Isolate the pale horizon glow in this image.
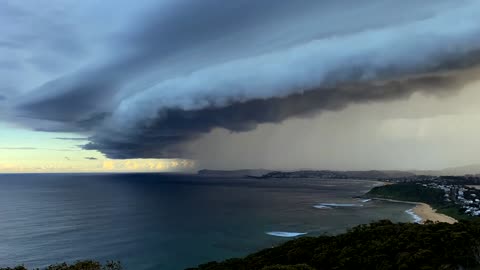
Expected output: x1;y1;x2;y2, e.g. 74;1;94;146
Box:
0;123;196;173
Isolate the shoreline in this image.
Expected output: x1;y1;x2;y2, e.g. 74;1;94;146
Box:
370;198;457;224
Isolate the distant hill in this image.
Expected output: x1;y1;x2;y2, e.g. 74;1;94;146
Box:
198;166;480;179
197;169;272;177
258;170;414;180
343;170;415;179
413;164;480;176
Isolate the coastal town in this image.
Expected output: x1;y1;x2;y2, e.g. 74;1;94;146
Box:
251;170;480;218
430;182;480;216
385;176;480;217
199;169;480;219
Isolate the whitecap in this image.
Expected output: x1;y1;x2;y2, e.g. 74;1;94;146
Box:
266;231;308;237
313;205;332;209
361;199;371;203
315;203;363;208
405;208;422;224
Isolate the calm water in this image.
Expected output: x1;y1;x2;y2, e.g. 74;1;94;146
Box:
0;173;412;270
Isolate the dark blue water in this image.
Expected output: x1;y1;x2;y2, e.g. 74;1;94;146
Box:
0;173;412;269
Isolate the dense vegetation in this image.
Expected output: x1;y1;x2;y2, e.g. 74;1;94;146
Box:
0;261;121;270
188;220;480;270
366;183;470;220
367;183;446;205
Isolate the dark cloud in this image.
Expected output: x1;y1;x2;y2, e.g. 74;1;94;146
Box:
0;1;95;101
16;0;328;124
15;0;453;124
0;2;87;57
83;69;474;158
0;1;29;19
0;40;20;49
55;137;88;141
18;72;118;122
84;157;98;160
0;59;23;70
4;0;480;160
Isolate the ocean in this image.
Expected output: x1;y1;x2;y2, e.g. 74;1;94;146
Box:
0;173;413;270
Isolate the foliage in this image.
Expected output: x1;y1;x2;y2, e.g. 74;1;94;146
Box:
261;264;316;270
366;183;472;220
367;183;445;205
187;220;480;270
0;261;121;270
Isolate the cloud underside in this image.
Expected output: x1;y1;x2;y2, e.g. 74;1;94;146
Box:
7;0;480;159
83;68;476;158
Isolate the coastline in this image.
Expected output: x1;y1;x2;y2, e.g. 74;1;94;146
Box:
412;203;457;224
370;198;457;224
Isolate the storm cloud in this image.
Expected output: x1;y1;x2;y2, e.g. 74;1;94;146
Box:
3;0;480;159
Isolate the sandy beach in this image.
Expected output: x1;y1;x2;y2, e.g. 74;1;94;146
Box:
370;198;457;224
413;203;457;224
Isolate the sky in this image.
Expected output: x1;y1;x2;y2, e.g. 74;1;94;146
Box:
1;0;480;172
0;123;195;173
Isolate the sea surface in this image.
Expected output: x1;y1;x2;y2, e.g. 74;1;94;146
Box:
0;173;413;270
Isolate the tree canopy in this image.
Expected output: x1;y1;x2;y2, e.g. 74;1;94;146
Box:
188;220;480;270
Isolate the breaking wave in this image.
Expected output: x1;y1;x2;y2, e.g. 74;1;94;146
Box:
314;203;364;208
266;231;308;237
405;208;422;224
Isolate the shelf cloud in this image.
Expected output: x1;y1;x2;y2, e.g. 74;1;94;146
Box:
3;0;480;159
